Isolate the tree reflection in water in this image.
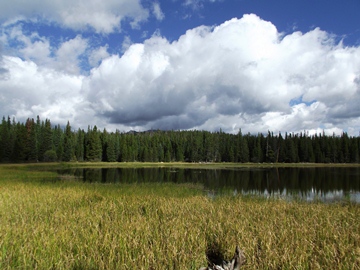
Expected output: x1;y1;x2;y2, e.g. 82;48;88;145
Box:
57;167;360;203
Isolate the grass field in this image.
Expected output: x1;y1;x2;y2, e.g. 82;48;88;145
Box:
0;163;359;269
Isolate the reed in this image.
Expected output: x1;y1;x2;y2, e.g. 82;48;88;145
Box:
0;165;359;269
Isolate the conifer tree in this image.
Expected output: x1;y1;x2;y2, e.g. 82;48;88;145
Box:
75;128;85;161
285;133;297;163
106;134;117;162
239;133;250;163
313;134;324;163
175;139;185;162
35;116;41;158
85;126;102;161
118;135;128;161
164;136;172;162
276;133;286;162
25;118;38;162
38;119;53;161
62;121;73;161
2;114;360;164
53;124;64;161
0;117;12;162
114;130;121;161
251;134;263;162
350;138;359;163
12;122;27;162
341;132;350;163
100;128;108;161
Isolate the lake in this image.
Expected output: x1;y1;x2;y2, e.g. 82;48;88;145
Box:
57;166;360;203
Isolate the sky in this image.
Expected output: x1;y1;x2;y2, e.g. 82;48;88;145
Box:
0;0;360;136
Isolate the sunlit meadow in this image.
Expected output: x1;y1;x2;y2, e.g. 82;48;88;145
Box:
0;164;359;269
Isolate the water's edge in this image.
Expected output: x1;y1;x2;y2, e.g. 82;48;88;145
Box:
56;167;360;203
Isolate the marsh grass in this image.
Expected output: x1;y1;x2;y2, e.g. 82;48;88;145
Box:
0;164;359;269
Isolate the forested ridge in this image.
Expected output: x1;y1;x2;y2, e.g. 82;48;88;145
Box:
0;116;359;163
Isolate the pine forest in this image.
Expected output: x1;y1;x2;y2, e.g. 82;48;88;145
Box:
1;116;359;164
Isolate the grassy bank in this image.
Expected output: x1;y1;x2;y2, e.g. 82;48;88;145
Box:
5;160;360;169
0;164;359;269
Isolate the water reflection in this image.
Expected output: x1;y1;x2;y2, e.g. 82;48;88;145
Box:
58;167;360;203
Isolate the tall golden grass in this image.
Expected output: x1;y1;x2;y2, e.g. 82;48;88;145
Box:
0;164;359;269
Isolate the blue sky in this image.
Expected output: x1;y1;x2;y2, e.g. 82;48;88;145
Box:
0;0;360;135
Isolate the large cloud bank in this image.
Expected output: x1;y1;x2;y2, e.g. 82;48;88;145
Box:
1;14;360;135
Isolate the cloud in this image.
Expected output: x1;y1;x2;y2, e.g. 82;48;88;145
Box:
152;2;165;21
121;36;133;53
4;25;52;65
0;56;84;125
1;25;88;75
0;0;149;33
183;0;222;9
82;14;360;134
88;45;110;67
0;43;9;79
1;14;360;136
54;35;88;74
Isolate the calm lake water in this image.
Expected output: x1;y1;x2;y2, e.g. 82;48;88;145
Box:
58;167;360;203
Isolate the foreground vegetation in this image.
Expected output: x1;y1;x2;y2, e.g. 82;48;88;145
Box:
1;164;359;269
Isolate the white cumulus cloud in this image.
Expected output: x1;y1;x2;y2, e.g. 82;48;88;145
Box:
88;45;110;67
0;0;149;33
1;14;360;135
82;14;360;134
0;56;84;125
0;25;89;75
54;35;88;74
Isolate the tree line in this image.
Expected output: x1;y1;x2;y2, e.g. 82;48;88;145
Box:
0;116;359;163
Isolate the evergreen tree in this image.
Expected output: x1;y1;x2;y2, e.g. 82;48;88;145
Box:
114;130;121;161
85;126;102;161
298;132;309;162
53;124;64;161
75;128;85;161
307;136;315;163
340;132;350;163
2;114;360;165
0;117;12;162
100;128;109;161
106;134;117;162
25;118;38;162
313;134;324;163
240;133;250;163
62;121;73;161
123;133;138;161
38;119;53;161
35;116;41;159
349;138;359;163
265;131;276;163
163;134;172;162
251;134;263;163
12;122;27;162
118;135;128;161
284;133;297;163
174;134;185;162
277;133;286;162
203;131;215;162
